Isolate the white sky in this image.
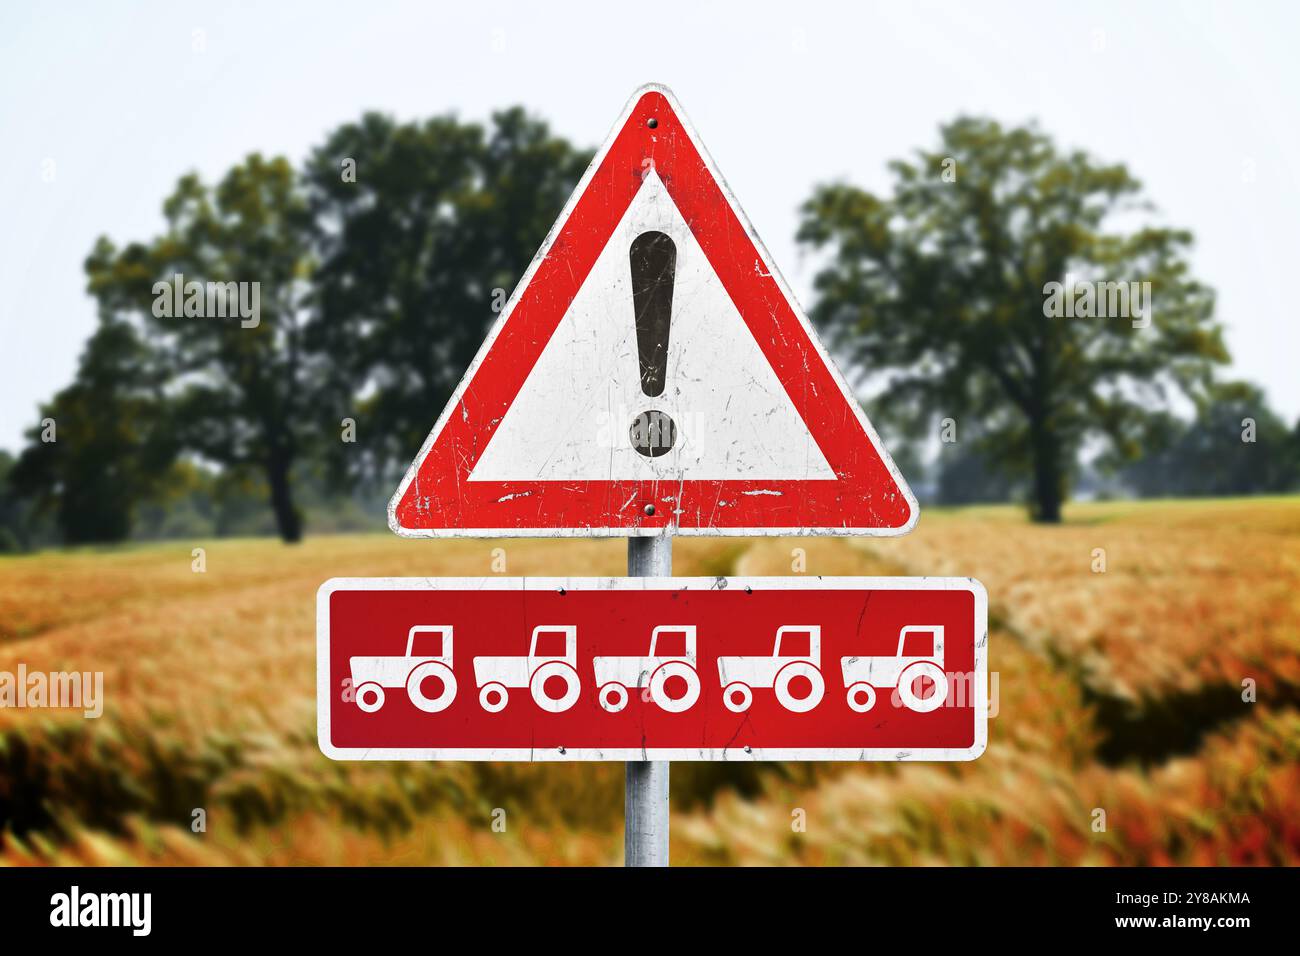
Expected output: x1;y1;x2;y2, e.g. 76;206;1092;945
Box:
2;0;1298;453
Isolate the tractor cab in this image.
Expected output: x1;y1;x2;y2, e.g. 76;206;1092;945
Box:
406;625;453;661
896;625;944;661
649;625;696;660
529;625;574;658
774;625;820;659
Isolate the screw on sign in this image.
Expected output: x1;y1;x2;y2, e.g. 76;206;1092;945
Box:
317;84;987;868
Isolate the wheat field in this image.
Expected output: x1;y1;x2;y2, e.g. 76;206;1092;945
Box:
1;498;1297;866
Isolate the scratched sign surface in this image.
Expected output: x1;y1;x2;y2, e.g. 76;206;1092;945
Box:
318;577;988;761
388;84;917;537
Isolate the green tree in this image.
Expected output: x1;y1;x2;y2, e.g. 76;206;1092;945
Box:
9;319;175;544
84;155;316;542
0;451;47;552
1120;382;1299;497
302;108;592;483
935;439;1021;506
798;117;1228;522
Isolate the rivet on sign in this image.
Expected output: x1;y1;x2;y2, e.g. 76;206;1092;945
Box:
647;118;658;129
644;504;656;516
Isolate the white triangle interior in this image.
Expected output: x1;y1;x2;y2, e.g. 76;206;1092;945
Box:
469;171;835;483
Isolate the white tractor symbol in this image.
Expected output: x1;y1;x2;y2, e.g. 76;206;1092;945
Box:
473;625;582;713
841;625;948;714
349;625;457;714
716;625;824;713
592;625;701;713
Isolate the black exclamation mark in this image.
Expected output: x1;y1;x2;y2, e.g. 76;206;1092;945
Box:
628;230;677;457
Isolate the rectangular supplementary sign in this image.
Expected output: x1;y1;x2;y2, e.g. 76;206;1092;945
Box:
318;576;988;761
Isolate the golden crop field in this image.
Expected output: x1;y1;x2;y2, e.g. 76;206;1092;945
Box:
1;497;1298;866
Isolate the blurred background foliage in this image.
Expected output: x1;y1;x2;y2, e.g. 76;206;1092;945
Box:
1;108;1297;548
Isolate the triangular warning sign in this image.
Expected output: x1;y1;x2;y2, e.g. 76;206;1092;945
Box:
390;84;917;537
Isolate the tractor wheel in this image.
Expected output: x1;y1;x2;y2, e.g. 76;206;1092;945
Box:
355;682;385;713
775;661;824;713
722;681;753;713
649;662;700;713
530;661;580;713
406;661;457;713
845;682;876;713
478;681;509;713
598;682;629;713
897;661;948;713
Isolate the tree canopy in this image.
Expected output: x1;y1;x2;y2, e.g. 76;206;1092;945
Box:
1121;382;1300;497
303;108;592;485
21;108;591;544
798;117;1230;521
84;154;316;541
9;318;176;544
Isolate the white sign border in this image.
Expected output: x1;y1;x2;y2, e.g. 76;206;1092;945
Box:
386;82;920;538
318;576;987;761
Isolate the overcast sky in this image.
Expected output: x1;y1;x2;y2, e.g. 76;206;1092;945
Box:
2;0;1298;453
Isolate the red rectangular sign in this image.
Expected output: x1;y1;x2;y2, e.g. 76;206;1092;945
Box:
318;577;987;761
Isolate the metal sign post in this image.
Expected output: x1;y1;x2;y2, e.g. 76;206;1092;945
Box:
625;534;672;866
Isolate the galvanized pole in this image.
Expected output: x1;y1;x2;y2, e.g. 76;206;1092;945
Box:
625;533;671;866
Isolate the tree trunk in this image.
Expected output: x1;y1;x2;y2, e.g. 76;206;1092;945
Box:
266;450;302;543
1029;421;1064;524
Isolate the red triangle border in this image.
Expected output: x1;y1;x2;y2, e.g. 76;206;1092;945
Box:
390;85;917;537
